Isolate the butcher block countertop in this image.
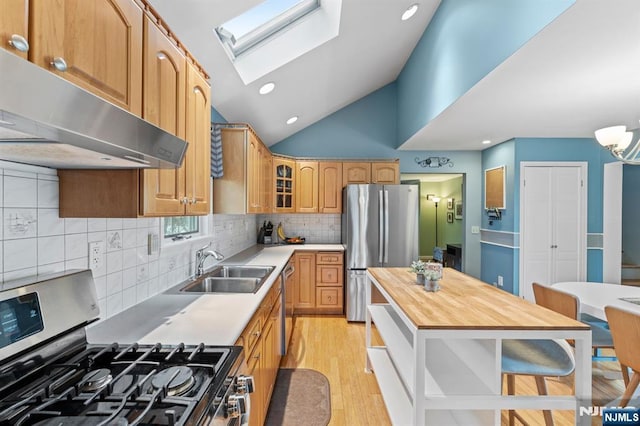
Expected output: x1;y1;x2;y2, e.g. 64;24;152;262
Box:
367;267;590;330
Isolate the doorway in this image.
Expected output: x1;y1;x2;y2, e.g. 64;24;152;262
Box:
401;173;464;263
519;162;587;301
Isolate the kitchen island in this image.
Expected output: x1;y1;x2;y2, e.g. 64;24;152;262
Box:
365;267;592;426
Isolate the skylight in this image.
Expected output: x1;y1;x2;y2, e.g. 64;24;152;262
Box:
216;0;321;58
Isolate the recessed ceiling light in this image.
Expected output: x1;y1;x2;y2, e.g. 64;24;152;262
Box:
286;116;298;125
482;140;491;145
401;4;419;21
259;82;275;95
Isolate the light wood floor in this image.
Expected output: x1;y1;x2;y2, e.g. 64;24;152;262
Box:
279;315;627;426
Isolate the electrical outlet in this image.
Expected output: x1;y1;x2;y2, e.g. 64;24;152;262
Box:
497;275;503;287
89;241;105;271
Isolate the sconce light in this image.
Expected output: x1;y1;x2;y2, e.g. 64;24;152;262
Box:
594;124;640;164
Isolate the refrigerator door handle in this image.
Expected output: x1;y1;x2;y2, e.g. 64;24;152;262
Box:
384;189;389;263
378;189;384;264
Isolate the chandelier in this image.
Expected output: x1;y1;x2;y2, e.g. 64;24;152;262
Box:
594;124;640;165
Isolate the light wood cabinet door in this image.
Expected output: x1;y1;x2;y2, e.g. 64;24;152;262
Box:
247;340;264;426
295;161;318;213
247;132;260;213
342;162;371;185
294;252;316;311
1;0;28;59
372;161;400;184
261;150;273;213
185;63;211;215
140;15;186;216
30;0;143;114
319;161;342;213
273;156;296;213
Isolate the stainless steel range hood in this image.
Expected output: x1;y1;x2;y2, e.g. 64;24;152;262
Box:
0;49;188;169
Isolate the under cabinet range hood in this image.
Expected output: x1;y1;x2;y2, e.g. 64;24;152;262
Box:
0;49;188;169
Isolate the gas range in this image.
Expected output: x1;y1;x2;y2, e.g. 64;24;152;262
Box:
0;270;250;426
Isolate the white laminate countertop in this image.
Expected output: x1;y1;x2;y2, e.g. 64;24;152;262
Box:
86;244;344;346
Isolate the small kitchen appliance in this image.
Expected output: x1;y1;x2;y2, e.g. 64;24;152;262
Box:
0;269;250;426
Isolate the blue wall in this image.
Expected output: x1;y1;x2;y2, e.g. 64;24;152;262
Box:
211;106;227;123
480;137;610;296
396;0;574;146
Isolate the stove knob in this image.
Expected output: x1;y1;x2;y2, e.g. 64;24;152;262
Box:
236;375;254;394
227;393;249;418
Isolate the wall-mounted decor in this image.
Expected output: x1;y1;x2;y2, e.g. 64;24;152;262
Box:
454;201;463;219
447;212;454;223
447;198;454;210
426;193;435;200
485;165;506;209
415;156;454;168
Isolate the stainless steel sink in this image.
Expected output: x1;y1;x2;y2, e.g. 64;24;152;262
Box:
181;277;263;293
178;265;275;294
207;265;274;279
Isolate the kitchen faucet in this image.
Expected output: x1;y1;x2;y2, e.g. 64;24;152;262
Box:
195;242;224;277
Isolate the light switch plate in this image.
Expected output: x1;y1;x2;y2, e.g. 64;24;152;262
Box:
148;232;159;255
471;226;480;234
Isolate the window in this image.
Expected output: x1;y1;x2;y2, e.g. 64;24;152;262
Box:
216;0;321;58
164;216;199;240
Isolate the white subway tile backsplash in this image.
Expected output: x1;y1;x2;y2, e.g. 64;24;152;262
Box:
65;233;88;260
37;235;65;265
4;176;37;208
37;209;64;236
106;271;123;296
88;218;107;232
4;238;37;271
65;218;88;234
37;179;59;208
1;165;258;321
4;208;37;240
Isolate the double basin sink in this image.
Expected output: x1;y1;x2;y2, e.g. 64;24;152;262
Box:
179;265;275;294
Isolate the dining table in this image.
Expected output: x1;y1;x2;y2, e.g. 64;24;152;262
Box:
553;281;640;321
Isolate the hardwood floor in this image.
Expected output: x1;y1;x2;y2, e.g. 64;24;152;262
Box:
279;315;627;426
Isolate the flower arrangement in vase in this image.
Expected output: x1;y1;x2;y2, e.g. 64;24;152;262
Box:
409;260;427;284
423;269;442;292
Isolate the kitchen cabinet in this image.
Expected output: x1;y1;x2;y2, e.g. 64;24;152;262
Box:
319;161;342;213
140;15;187;215
315;252;343;313
295;161;319;213
273;156;296;213
261;149;273;214
294;251;343;314
1;0;29;59
372;161;400;184
213;126;272;214
294;252;316;312
342;162;371;185
236;277;281;426
30;0;143;115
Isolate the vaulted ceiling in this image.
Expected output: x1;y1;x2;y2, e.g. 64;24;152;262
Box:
148;0;640;151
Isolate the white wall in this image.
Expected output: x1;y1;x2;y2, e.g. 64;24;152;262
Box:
0;161;257;321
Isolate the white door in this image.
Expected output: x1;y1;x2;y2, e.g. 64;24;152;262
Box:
520;163;586;301
603;162;622;284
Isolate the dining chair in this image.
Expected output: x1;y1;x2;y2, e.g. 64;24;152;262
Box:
502;338;575;426
532;282;615;359
604;305;640;407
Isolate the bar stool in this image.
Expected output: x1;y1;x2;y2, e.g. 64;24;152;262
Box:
502;338;575;426
532;282;615;360
604;305;640;407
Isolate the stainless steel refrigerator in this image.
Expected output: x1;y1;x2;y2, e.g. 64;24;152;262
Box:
342;184;419;321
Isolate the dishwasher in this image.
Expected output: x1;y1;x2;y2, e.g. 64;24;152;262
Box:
281;258;295;355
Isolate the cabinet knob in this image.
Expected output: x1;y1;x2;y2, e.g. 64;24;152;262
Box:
50;57;68;72
8;34;29;52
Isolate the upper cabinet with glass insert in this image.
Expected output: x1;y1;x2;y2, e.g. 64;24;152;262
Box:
273;156;296;213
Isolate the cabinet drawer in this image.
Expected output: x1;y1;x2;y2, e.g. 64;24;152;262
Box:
316;252;343;265
316;287;343;308
316;265;343;286
242;315;262;356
